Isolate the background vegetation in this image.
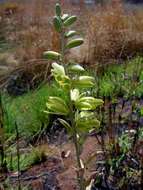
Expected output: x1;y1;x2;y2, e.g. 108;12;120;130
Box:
0;1;143;190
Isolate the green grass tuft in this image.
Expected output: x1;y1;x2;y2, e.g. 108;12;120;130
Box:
2;82;67;139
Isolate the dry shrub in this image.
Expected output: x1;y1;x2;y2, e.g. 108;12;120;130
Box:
0;2;21;16
84;1;143;66
15;25;52;61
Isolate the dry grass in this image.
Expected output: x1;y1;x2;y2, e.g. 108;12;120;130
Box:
0;0;54;61
84;1;143;67
0;0;85;62
0;0;86;84
1;1;143;69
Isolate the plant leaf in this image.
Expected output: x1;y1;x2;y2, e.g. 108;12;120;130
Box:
53;16;62;32
65;30;77;38
61;14;69;21
55;3;61;16
72;76;95;88
46;97;69;116
68;64;85;73
76;111;100;132
66;38;84;49
58;118;72;134
76;97;103;110
43;51;61;60
63;15;77;27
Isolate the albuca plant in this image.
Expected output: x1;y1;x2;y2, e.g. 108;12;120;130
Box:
44;4;103;190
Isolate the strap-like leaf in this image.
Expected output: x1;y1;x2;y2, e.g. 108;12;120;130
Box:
58;118;72;134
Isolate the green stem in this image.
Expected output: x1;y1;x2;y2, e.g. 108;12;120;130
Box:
73;130;85;190
69;103;85;190
59;16;85;189
60;29;65;65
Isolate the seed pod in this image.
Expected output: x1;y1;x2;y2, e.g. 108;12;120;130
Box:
66;38;84;49
43;51;61;60
55;3;61;16
65;30;77;38
63;16;77;27
53;16;62;32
